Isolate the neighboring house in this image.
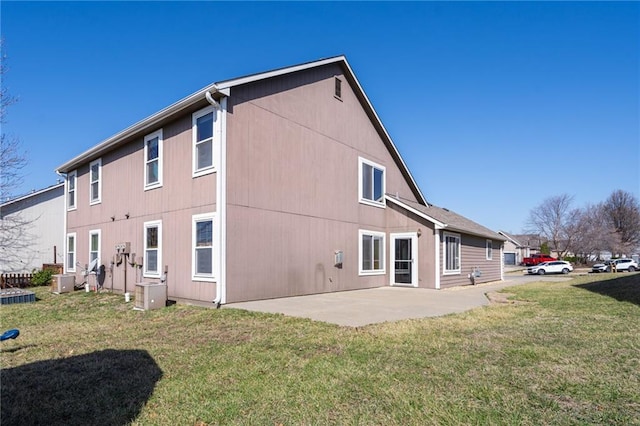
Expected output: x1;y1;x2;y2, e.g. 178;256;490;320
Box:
0;183;65;273
55;56;505;305
498;231;528;266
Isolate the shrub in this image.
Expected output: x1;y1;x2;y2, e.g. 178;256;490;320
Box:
31;269;54;287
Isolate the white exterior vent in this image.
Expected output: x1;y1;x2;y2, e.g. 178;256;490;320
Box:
52;274;75;294
134;282;167;310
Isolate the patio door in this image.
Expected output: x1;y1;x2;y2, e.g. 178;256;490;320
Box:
390;233;418;287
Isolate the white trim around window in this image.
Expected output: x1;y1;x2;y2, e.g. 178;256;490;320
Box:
192;212;216;282
192;106;216;177
66;232;76;272
486;239;493;260
143;220;162;278
359;229;386;275
89;158;102;205
358;157;386;208
443;232;461;275
89;229;101;272
66;170;77;211
144;129;163;190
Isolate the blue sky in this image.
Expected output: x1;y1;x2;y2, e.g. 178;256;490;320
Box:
2;1;638;234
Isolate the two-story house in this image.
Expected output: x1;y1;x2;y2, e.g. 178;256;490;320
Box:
56;56;505;305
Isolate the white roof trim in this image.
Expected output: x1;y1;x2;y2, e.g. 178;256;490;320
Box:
1;183;64;208
385;195;447;229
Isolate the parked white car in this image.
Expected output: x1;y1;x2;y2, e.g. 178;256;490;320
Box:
592;258;638;273
527;261;573;275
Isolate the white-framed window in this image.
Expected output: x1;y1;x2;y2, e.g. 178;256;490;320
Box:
66;233;76;272
192;213;216;281
144;220;162;278
67;171;77;211
89;158;102;205
192;106;216;177
486;240;493;260
444;232;461;274
359;229;386;275
144;129;163;190
89;229;101;272
358;157;385;207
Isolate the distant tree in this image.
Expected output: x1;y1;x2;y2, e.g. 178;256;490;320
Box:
540;242;550;255
526;194;577;259
602;190;640;255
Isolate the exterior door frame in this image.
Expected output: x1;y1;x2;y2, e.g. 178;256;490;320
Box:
390;232;419;287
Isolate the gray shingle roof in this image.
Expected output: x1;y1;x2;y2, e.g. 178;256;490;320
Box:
387;196;506;241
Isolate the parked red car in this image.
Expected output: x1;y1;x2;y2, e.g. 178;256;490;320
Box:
522;254;556;266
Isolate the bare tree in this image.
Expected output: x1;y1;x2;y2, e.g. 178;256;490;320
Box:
526;194;577;259
602;189;640;255
0;41;33;273
567;203;617;262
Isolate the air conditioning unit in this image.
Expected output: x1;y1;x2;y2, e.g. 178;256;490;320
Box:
52;274;75;294
134;282;167;311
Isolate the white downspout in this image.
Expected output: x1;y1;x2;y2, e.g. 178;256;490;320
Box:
207;91;226;308
434;229;441;289
56;171;68;273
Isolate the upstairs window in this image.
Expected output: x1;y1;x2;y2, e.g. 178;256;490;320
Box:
193;106;215;177
67;171;77;210
358;157;385;207
334;77;342;99
486;240;493;260
144;221;162;278
89;158;102;205
144;129;163;190
444;233;461;274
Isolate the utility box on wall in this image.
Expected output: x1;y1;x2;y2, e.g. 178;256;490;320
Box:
52;274;75;294
134;282;167;310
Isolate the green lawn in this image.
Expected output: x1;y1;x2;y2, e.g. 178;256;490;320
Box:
2;273;639;425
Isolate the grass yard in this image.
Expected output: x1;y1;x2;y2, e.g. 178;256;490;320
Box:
1;273;639;425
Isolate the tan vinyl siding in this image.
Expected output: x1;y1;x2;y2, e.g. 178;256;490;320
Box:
224;64;417;302
66;113;217;301
439;234;502;289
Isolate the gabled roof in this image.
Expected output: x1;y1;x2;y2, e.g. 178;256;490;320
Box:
55;56;426;205
498;230;523;246
1;182;64;208
386;195;506;241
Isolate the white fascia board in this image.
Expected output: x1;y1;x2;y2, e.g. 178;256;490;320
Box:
1;182;64;208
56;84;223;173
343;61;427;206
385;195;447;229
214;56;347;90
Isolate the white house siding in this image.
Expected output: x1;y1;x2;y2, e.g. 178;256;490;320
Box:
0;184;65;273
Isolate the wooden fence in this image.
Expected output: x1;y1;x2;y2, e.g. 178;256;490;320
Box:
1;274;33;289
1;264;63;289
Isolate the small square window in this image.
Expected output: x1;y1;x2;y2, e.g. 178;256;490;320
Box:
335;77;342;99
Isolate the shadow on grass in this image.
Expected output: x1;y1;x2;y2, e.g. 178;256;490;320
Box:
1;349;162;426
574;273;640;306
